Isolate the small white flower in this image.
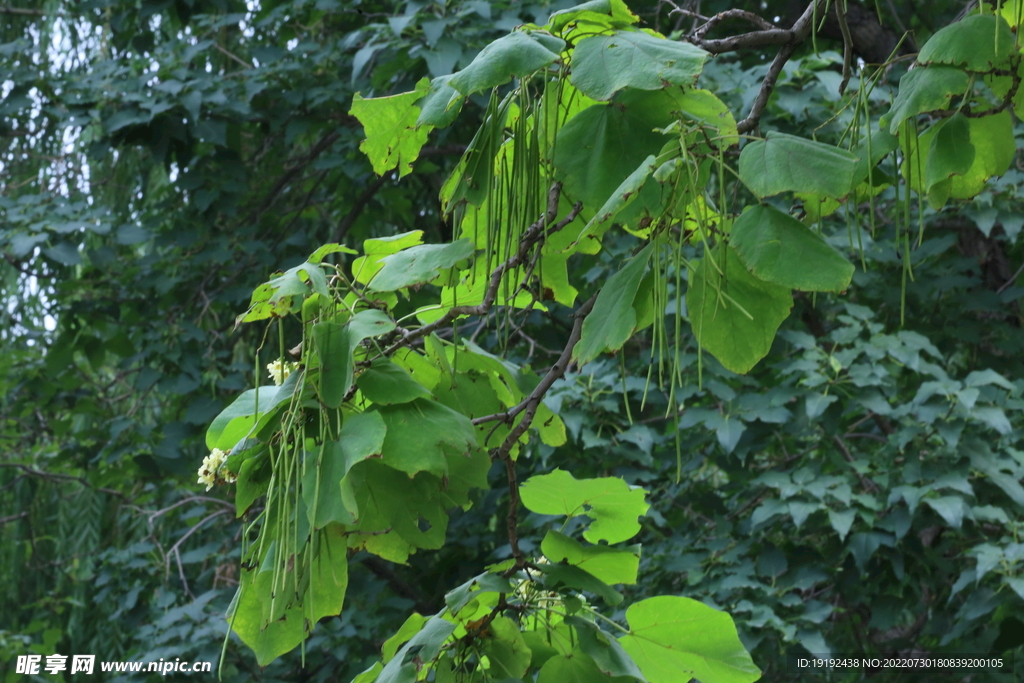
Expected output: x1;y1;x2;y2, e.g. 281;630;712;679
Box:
197;448;230;491
266;359;298;386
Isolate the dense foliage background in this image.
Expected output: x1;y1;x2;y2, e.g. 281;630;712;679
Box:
1;0;1022;681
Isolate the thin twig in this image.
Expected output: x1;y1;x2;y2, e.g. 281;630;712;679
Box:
733;0;831;134
214;43;252;70
997;260;1024;294
492;291;599;566
0;511;28;525
833;434;878;493
382;184;581;356
835;0;854;96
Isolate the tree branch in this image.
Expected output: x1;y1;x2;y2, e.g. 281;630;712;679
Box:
492;291;598;565
243;130;341;227
382;184;581;356
700;0;827;134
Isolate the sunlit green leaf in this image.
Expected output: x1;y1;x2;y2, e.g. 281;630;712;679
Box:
619;596;761;683
350;78;432;177
520;469;649;544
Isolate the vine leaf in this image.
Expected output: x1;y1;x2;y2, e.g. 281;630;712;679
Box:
350;78;432;178
519;469;649;544
880;66;969;134
574;243;654;364
738;132;859;199
571;31;708;101
687;244;793;374
619;596;761;683
917;14;1014;71
730;204;854;292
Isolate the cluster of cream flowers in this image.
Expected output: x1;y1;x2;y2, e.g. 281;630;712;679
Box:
196;447;236;491
266;359;299;386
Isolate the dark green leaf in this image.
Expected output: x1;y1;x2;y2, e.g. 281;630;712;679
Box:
730;204;854;292
449;31;563;95
686;245;793;374
738;132;860;198
571;31;707;101
574;243;654;364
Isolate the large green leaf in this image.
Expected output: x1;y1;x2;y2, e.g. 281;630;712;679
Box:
574;243;653;364
880;66;969;134
448;31;563;95
537;563;623;606
541;530;640;584
577;155;657;241
553;89;682;228
344;460;448;560
231;526;348;667
537;648;636;683
352;231;424;285
378;398;478;477
302;411;387;528
738;132;859;198
350;78;432;178
686;244;793;374
376;614;455;683
903;109;1014;202
917;14;1014;71
417;75;464;128
923;112;975;209
313;310;396;408
619;596;761;683
519;469;649;544
446;572;514;615
369;239;475;291
571;30;708;101
730;205;854;292
441;94;511;210
676;89;738;147
547;0;638;33
566;618;648;682
206;369;301;450
483;616;533;679
356;359;433;405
